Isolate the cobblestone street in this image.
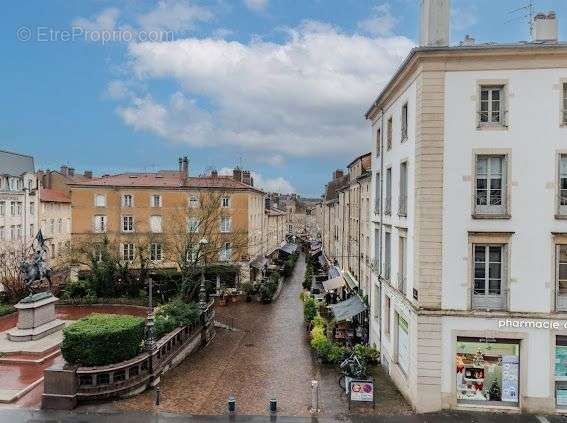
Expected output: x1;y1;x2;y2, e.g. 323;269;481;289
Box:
114;254;412;418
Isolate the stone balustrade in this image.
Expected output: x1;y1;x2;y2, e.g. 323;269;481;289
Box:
42;301;215;410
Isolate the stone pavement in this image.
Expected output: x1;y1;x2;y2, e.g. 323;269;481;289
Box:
1;409;567;423
113;254;411;418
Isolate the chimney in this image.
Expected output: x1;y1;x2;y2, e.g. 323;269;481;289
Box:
420;0;450;47
460;34;475;46
265;197;272;210
84;170;93;179
181;156;189;178
534;11;558;42
242;170;252;186
333;169;344;180
68;167;75;176
211;169;218;178
233;167;243;182
60;165;69;176
178;157;183;173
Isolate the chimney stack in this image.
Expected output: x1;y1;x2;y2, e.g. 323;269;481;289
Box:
182;156;189;178
233;167;243;182
460;34;475;46
333;169;344;180
211;169;218;178
534;11;558;42
84;170;93;179
420;0;450;47
178;157;183;173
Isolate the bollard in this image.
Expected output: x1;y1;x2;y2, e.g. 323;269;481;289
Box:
228;395;236;414
155;386;160;406
269;398;277;415
310;380;319;413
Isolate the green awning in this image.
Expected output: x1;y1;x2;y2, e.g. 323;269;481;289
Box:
342;272;358;290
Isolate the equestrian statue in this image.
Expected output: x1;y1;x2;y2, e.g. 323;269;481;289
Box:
20;230;53;298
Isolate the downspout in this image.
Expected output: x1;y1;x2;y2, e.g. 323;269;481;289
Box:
357;179;362;292
378;108;385;351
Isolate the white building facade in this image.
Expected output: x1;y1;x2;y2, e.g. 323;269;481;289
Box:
368;6;567;413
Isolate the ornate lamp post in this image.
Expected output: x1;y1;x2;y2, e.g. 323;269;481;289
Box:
199;238;208;311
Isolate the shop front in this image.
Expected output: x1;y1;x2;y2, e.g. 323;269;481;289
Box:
555;336;567;409
455;337;520;406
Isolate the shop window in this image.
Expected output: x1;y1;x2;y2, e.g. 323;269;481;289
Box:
456;337;519;405
555;336;567;408
396;315;409;376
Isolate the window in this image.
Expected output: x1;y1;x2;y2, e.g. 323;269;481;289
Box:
397;315;409;376
10;225;15;240
29;201;34;215
29;224;34;237
188;196;199;208
50;219;55;234
150;215;162;233
386;117;393;150
0;201;4;216
479;85;505;125
560;155;567;216
384;296;391;337
398;235;407;295
10;201;15;216
57;218;62;233
95;194;106;207
16;202;22;216
94;215;106;233
0;226;4;241
472;244;506;310
122;216;134;232
219;242;232;262
150;243;163;261
151;195;162;208
475;155;507;216
374;172;380;213
51;244;56;259
384;231;391;280
562;83;567;126
385;168;392;214
221;196;230;208
376;128;381;156
399;162;408;216
557;245;567;311
220;216;232;233
122;243;135;261
16;225;21;239
401;102;408;141
187;217;199;233
122;194;133;208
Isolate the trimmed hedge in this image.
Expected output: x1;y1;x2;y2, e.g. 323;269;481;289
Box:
154;298;199;339
0;304;16;317
61;314;145;366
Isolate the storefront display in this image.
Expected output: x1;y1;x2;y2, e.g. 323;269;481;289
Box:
555;336;567;407
456;337;520;405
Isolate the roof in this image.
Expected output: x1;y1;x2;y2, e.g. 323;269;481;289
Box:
329;295;367;322
40;188;71;203
69;172;264;193
250;254;268;270
347;152;372;170
323;174;349;202
328;266;341;279
366;42;567;120
0;150;34;176
266;208;286;216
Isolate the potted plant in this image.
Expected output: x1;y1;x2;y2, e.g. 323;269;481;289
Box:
241;282;254;302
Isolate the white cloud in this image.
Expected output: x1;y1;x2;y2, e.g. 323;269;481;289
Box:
104;80;130;100
243;0;268;12
72;8;120;32
137;0;212;32
357;3;398;36
116;22;414;159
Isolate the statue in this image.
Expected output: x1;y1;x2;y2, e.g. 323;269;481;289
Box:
20;230;53;299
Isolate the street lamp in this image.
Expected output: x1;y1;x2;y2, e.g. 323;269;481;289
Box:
199;238;208;310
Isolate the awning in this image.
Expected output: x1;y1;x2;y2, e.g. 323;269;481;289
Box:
342;271;358;291
250;255;268;270
329;296;367;322
280;243;298;255
322;276;345;291
310;247;322;256
328;266;341;279
318;255;326;267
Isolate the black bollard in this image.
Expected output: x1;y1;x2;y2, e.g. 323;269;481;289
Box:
155;386;160;406
228;395;236;414
269;398;277;415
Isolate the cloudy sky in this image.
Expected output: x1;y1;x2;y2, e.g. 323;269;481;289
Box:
2;0;567;196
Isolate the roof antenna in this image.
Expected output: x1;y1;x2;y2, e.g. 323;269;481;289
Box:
508;0;535;40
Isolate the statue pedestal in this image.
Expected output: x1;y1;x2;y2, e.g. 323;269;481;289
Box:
7;294;64;342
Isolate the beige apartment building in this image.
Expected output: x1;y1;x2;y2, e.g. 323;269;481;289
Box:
321;153;372;296
39;188;71;270
68;158;266;284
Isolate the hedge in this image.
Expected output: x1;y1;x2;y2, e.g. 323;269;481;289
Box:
61;314;145;366
154;298;199;339
0;304;15;317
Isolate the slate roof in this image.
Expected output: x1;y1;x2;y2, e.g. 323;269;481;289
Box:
0;150;34;176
